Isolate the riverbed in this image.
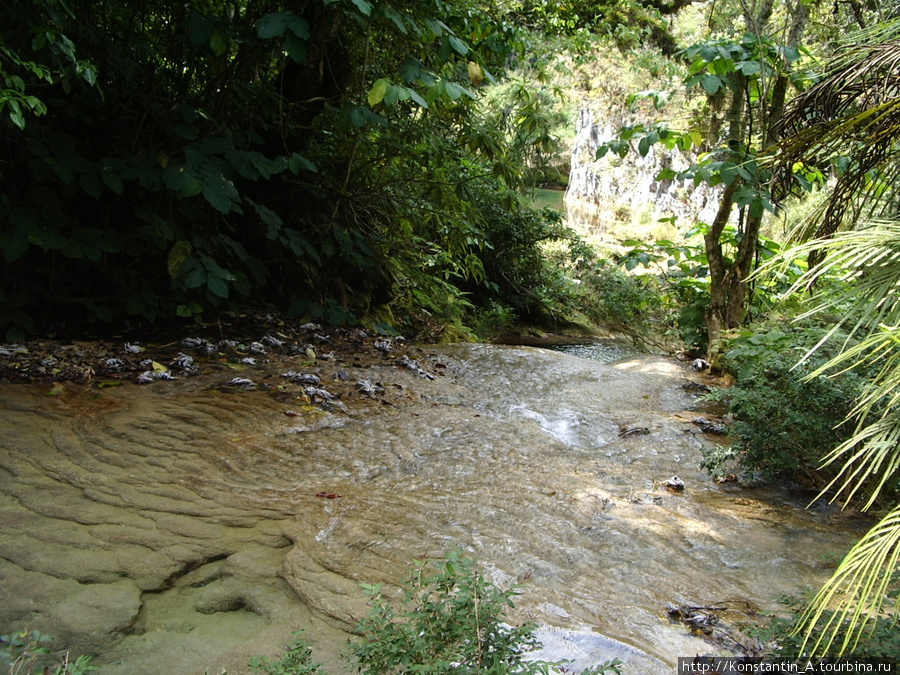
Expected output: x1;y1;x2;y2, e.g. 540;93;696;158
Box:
0;341;863;673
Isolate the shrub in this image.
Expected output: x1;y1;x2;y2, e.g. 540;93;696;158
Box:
704;327;867;483
251;550;623;675
575;260;671;347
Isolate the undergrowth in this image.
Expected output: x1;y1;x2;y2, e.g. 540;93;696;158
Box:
250;550;623;675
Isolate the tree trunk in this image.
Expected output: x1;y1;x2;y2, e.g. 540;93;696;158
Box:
705;181;739;353
702;2;809;359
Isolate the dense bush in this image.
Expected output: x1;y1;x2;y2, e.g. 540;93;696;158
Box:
0;629;94;674
703;327;867;483
573;259;672;347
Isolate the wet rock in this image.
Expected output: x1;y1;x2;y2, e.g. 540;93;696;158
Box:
662;475;685;491
225;377;256;389
136;370;176;384
105;357;126;372
261;334;285;348
305;386;334;401
398;354;435;380
693;417;727;435
169;353;197;374
682;380;712;393
280;542;370;631
282;371;321;385
356;379;384;399
618;424;649;437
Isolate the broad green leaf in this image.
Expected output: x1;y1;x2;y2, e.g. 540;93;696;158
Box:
448;35;468;56
368;78;390;106
180;176;204;198
257;12;292;38
383;8;409;33
167;240;193;279
351;0;373;15
638;135;652;157
399;58;421;84
783;45;801;63
443;81;464;100
285;33;306;64
0;232;29;262
185;13;213;46
79;173;102;199
720;162;739;185
184;267;206;288
739;60;761;76
656;168;678;181
288;153;317;173
201;172;238;213
206;274;229;298
407;88;428;109
209;29;228;56
384;84;409;106
287;16;310;39
700;74;723;94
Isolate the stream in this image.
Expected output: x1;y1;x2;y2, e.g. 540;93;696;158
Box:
0;343;864;674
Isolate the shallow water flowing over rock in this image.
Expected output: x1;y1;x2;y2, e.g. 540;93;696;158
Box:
0;345;863;673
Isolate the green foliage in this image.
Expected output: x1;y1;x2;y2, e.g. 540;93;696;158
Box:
502;0;676;52
472;300;517;339
606;225;799;352
748;593;900;660
573;259;670;348
248;633;323;675
680;33;806;99
351;550;544;674
249;550;623;675
0;629;94;674
703;326;867;481
0;0;578;339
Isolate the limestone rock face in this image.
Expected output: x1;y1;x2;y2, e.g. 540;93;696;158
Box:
566;106;723;237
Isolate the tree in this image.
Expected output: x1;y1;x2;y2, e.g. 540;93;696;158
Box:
763;18;900;656
596;0;812;356
0;0;572;339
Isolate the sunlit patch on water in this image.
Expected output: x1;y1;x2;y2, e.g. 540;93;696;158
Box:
546;341;638;364
527;624;658;673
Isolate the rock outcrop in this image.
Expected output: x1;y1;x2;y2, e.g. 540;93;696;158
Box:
566;105;723;237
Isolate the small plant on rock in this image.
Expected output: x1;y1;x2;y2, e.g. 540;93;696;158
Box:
250;550;623;675
0;629;94;675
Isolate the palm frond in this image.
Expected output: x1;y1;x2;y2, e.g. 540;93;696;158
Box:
759;220;900;350
796;503;900;656
773;29;900;243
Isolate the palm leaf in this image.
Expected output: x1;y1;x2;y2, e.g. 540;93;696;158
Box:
795;503;900;656
756;20;900;658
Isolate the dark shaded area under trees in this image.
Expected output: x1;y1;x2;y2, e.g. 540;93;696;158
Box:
0;0;684;341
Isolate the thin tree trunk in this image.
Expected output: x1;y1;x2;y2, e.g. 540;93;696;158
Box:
703;1;809;358
705;181;739;353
